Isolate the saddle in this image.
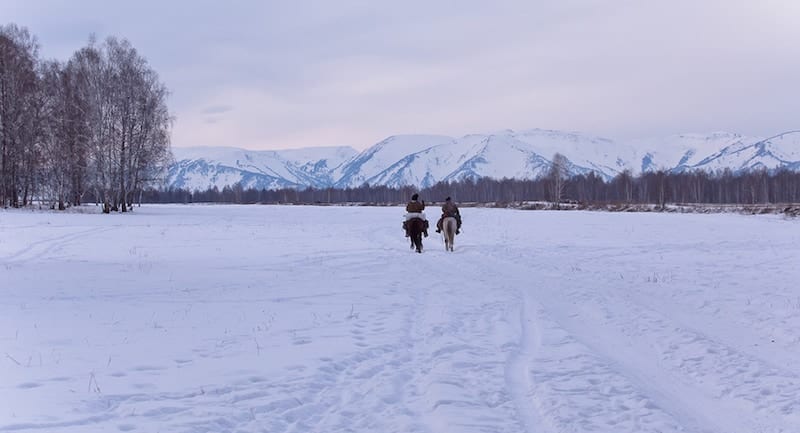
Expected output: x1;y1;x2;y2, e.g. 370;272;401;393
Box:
405;212;426;221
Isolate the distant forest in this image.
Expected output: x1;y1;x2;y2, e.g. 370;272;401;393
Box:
140;168;800;208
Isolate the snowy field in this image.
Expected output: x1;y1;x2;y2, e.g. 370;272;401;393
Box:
1;204;799;433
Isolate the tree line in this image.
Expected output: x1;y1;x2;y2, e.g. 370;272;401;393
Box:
141;166;800;207
0;24;172;212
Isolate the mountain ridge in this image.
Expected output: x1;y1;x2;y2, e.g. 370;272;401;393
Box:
165;129;800;191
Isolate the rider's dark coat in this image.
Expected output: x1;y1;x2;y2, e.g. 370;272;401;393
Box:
441;201;459;217
406;199;425;213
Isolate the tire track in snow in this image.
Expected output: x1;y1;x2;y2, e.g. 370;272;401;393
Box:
465;248;708;432
404;246;562;433
504;291;552;433
1;226;114;265
390;247;533;433
476;244;799;433
554;287;800;432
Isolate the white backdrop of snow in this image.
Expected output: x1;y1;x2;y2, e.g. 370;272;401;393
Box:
1;205;799;433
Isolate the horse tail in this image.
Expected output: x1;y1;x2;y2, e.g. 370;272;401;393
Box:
443;217;457;251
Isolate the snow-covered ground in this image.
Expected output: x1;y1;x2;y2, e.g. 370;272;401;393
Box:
1;204;799;433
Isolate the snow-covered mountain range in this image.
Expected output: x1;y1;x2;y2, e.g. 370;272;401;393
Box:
166;129;800;191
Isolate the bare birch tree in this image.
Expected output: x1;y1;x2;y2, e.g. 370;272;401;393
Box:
0;24;40;208
548;152;569;208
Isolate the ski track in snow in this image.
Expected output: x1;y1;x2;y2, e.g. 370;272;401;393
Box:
1;205;798;433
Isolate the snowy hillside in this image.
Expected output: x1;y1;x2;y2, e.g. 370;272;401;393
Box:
167;146;358;191
333;135;453;188
686;130;800;173
167;129;800;191
629;132;751;172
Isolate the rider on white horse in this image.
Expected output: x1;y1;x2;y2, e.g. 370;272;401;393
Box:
436;197;461;235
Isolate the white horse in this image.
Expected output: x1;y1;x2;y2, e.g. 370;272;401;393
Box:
442;216;457;252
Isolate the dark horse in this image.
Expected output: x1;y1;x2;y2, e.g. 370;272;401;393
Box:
407;217;425;253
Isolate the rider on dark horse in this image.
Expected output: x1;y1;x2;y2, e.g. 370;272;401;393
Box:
403;193;429;237
436;196;461;235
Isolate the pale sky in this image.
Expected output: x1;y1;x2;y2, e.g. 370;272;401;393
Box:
3;0;800;150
